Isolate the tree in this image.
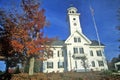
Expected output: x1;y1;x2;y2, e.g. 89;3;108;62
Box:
80;56;88;72
0;0;53;75
108;54;120;71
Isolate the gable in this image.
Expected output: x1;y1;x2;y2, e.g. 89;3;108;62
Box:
65;31;91;44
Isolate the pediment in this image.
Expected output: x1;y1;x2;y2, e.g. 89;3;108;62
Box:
65;31;91;44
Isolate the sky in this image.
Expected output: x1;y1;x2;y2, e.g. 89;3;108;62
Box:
0;0;120;71
41;0;120;61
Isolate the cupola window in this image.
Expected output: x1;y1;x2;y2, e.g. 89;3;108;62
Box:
73;18;76;20
72;11;74;13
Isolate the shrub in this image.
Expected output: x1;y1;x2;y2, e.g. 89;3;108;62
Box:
0;71;3;75
101;70;112;75
14;66;20;74
111;69;118;72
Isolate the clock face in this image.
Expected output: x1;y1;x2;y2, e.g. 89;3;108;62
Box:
74;23;77;26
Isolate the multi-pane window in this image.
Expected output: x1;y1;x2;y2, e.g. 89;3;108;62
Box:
96;50;102;56
58;62;64;68
73;48;78;54
91;61;95;67
47;62;53;68
58;51;64;57
73;47;84;54
90;50;93;56
74;37;81;42
79;48;84;54
98;61;104;67
74;38;77;42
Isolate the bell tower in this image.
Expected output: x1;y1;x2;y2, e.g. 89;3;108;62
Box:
67;7;82;34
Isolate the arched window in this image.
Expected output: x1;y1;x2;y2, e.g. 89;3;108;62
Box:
96;50;102;56
90;50;93;56
91;61;95;67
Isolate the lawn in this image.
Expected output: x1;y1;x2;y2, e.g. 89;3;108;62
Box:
1;71;120;80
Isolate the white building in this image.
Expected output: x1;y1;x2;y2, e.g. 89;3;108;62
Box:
115;62;120;72
43;7;108;73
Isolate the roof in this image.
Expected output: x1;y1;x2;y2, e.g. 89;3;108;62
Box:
115;62;120;65
65;31;91;44
51;40;65;46
51;40;104;46
90;40;104;46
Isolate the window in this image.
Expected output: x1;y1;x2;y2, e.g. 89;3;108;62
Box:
96;50;102;56
58;51;59;57
72;11;74;13
58;51;64;57
91;61;95;67
90;50;93;56
98;61;104;67
74;37;81;42
47;62;53;68
79;48;84;54
73;48;78;54
73;47;84;54
74;38;77;42
58;62;64;68
78;38;81;42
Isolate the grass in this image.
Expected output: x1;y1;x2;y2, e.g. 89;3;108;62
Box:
1;71;120;80
10;71;101;80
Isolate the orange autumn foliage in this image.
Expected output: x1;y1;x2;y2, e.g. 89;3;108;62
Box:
0;0;54;61
11;40;24;52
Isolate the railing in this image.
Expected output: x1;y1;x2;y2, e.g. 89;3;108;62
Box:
72;53;85;59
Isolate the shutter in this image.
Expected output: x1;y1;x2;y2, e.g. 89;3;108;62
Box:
52;62;53;68
58;62;59;68
58;51;59;57
62;51;64;56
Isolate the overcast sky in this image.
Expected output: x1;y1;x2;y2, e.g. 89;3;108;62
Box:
0;0;120;71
